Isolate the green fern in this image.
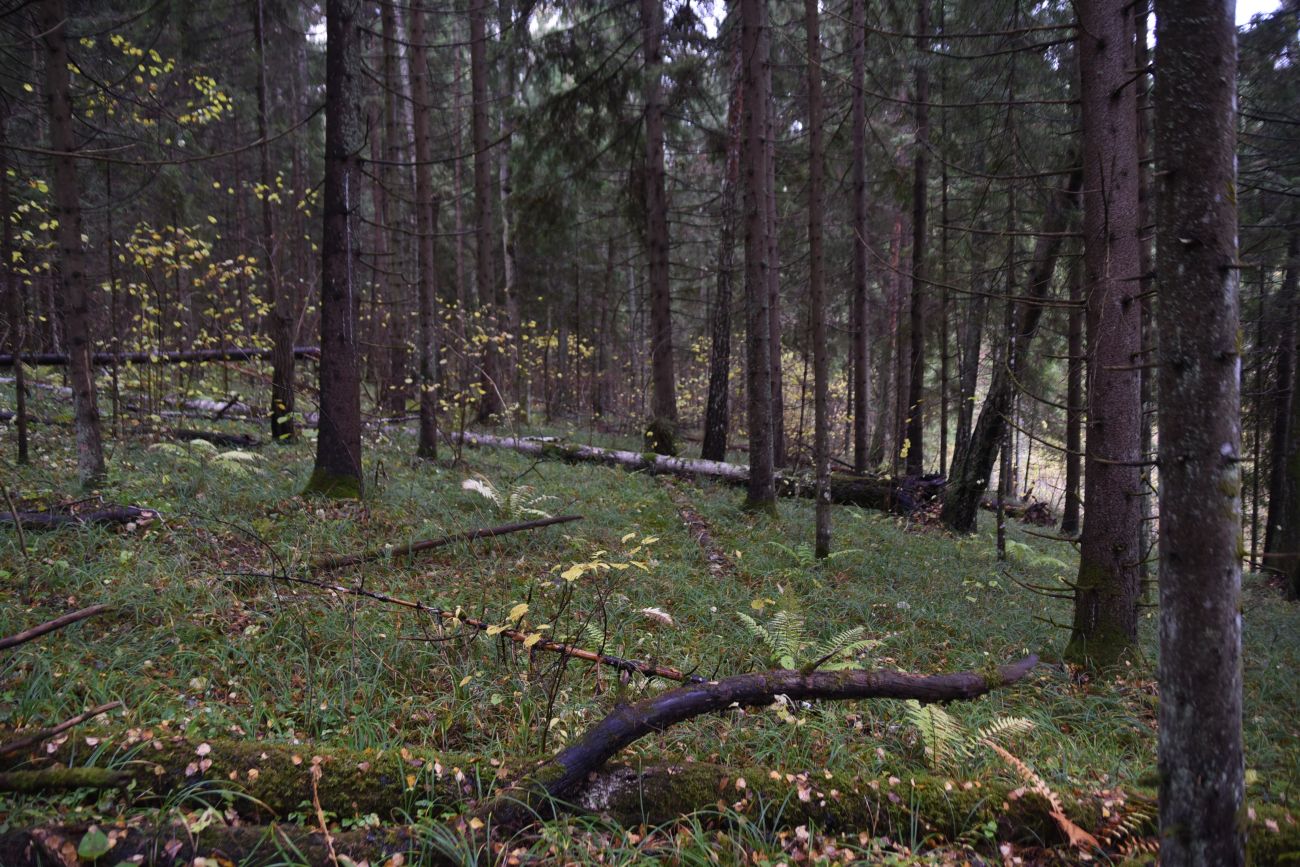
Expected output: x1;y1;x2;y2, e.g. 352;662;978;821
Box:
461;474;556;519
737;610;880;672
903;700;1035;770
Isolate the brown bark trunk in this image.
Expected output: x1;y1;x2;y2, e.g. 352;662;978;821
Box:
806;0;829;557
702;40;743;464
741;0;775;509
1066;0;1143;667
305;0;365;499
1153;1;1244;861
407;2;440;460
0;112;26;465
905;0;930;477
642;0;677;439
1062;255;1084;535
1265;231;1300;563
254;0;296;444
766;78;784;468
40;0;105;488
471;0;503;423
850;0;870;474
941;167;1080;533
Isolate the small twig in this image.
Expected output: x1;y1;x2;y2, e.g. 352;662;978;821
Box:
257;572;705;684
0;481;31;600
0;604;112;652
309;761;341;867
0;701;124;757
310;514;583;571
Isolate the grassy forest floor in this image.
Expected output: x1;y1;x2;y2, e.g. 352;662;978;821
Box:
1;406;1298;865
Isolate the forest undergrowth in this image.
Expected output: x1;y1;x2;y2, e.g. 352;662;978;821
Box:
1;404;1297;865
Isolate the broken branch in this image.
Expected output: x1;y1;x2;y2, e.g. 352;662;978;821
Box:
0;604;112;651
310;514;583;571
0;701;124;757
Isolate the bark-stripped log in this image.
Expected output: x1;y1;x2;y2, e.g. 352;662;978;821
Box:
451;432;943;513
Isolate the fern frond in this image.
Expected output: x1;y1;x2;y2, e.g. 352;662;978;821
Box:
807;626;883;670
905;700;964;768
972;716;1035;749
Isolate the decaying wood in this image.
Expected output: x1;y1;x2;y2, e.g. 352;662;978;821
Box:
452;432;943;513
0;767;132;793
536;656;1039;802
170;429;262;448
270;571;702;683
310;514;583;571
0;346;321;368
0;506;157;531
0;604;112;651
0;702;123;758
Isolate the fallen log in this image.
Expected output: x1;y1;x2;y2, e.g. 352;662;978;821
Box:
451;432;943;513
0;346;321;368
310;514;583;571
0;702;123;757
0;506;158;531
0;767;133;794
170;429;262;448
0;605;112;652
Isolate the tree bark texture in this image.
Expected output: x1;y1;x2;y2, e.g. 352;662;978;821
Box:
471;0;503;423
905;0;930;477
305;0;366;499
1153;2;1245;863
850;0;871;474
1066;0;1143;667
741;0;776;509
406;3;440;460
641;0;677;433
40;0;105;488
805;0;830;557
941;167;1081;533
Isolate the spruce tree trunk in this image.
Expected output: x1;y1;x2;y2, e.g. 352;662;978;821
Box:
850;0;871;474
940;168;1080;533
642;0;676;437
0;109;26;465
407;2;439;459
40;0;105;489
1265;231;1299;565
1066;0;1143;667
305;0;365;499
741;0;776;509
806;0;830;557
702;40;743;463
254;0;295;444
471;0;503;423
1153;1;1245;861
1062;256;1084;535
904;0;930;477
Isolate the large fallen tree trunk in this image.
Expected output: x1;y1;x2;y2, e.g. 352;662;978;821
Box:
451;432;943;513
0;346;321;368
0;506;158;531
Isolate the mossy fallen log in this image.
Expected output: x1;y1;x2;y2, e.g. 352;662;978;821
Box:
452;432;943;514
2;768;1296;865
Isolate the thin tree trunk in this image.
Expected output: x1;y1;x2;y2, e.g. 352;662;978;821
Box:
642;0;677;439
255;0;296;443
471;0;503;423
407;1;439;459
806;0;829;557
741;0;775;510
1265;230;1300;561
1;110;26;465
766;82;784;468
1062;254;1084;535
702;39;743;463
1153;1;1244;861
850;0;870;474
39;0;104;488
1067;0;1143;667
904;0;930;477
305;0;365;498
941;168;1080;533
